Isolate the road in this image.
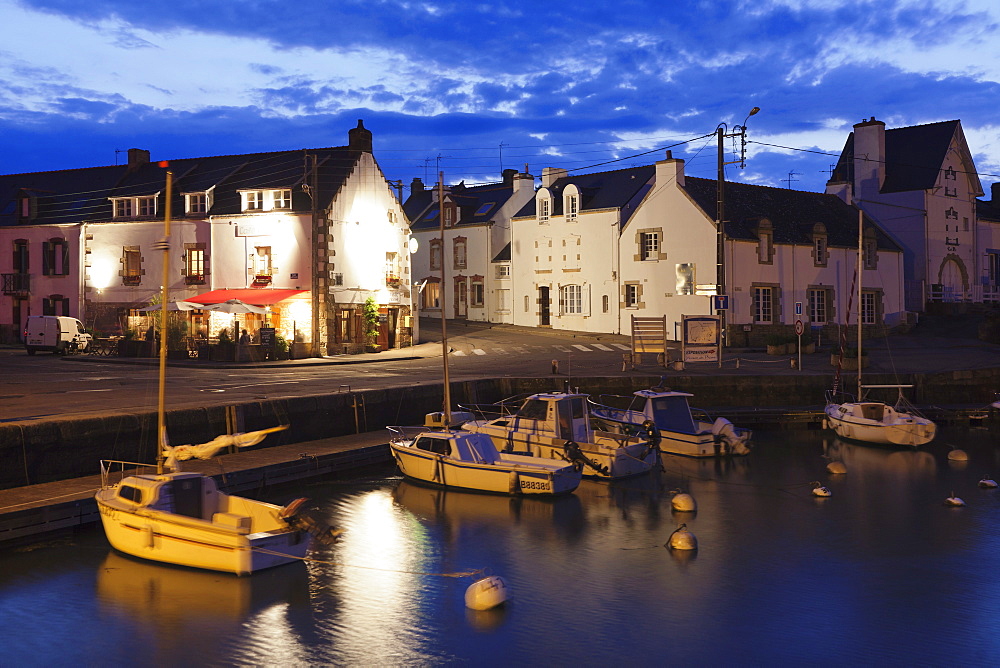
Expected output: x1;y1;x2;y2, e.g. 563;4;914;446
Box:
2;316;998;423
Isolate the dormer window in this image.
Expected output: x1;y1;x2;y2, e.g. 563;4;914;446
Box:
444;203;455;228
274;189;292;209
863;229;878;270
565;192;579;222
111;196;157;218
756;220;774;264
138;196;155;217
812;223;828;267
114;199;133;217
185;193;207;214
539;197;550;224
244;191;263;211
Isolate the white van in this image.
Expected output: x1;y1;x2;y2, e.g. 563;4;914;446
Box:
24;315;93;355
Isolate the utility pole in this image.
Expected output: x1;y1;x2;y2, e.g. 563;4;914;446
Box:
438;172;451;424
310;153;320;357
716;107;760;353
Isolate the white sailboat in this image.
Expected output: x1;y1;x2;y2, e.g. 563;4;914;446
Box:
824;209;936;447
387;171;581;495
95;170;337;575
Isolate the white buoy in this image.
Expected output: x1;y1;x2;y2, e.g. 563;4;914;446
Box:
826;461;847;475
947;449;968;462
671;491;697;512
979;477;998;489
465;575;508;610
944;492;965;507
666;523;698;550
812;481;832;497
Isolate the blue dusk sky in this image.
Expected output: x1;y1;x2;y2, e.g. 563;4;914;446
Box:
2;0;999;197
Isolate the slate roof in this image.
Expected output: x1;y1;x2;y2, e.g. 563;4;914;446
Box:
513;165;655;229
492;241;511;263
682;176;900;251
978;185;1000;223
0;146;363;227
828;120;962;194
405;179;522;231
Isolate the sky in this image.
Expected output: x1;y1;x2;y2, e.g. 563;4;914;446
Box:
2;0;1000;198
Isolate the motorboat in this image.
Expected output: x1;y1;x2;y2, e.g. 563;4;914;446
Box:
95;169;338;575
388;412;581;495
589;387;751;457
461;392;659;479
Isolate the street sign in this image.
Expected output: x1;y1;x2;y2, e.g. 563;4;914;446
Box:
713;295;729;311
794;319;804;336
795;301;802;316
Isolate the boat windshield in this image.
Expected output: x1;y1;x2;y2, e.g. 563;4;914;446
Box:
649;396;697;434
517;400;549;420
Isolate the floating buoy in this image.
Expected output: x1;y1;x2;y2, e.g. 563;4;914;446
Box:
947;449;968;462
666;523;697;550
944;492;965;507
826;461;847;475
979;477;998;489
465;575;508;610
812;481;832;497
671;490;697;512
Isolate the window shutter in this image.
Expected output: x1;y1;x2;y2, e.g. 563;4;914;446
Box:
42;241;52;275
582;285;591;316
61;242;70;275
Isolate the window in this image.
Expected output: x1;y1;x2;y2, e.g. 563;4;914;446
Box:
676;263;695;295
862;230;878;270
184;243;206;285
945;166;957;180
989;252;1000;287
475;202;494;216
524;295;530;312
186;193;207;214
429;240;442;271
422;281;440;309
443;204;455;228
752;286;773;323
386;252;400;287
757;228;774;264
245;191;263;211
641;232;660;261
496;264;510;279
624;283;640;308
945;207;958;220
251;246;272;285
471;279;485;307
121;246;143;285
453;238;467;270
539;197;550;224
339;309;352;342
812;224;828;267
565;193;579;222
861;292;877;325
944;187;957;197
423;207;439;222
138;196;156;217
808;288;828;324
602;295;609;313
13;239;29;274
43;238;69;276
560;285;582;314
43;294;70;316
114;199;133;217
274;189;292;209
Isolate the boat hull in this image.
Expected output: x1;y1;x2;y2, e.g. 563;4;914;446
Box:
389;441;580;495
96;489;311;576
824;402;936;447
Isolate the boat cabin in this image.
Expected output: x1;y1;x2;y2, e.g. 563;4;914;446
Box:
413;431;503;464
498;393;592;442
635;389;699;434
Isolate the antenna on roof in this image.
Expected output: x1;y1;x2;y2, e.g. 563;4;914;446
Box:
784;171;800;189
114;149;124;165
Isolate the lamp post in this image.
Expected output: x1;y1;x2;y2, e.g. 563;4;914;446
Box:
716;107;760;351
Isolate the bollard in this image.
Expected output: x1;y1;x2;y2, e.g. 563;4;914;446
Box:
551;359;559;374
791;358;797;369
736;358;740;369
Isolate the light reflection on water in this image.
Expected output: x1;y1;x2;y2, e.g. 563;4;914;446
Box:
1;427;1000;665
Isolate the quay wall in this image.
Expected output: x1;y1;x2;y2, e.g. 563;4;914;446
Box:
2;369;998;490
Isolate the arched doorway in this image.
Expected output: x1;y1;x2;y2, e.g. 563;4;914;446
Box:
937;255;968;302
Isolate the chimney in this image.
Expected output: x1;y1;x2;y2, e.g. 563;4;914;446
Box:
656;150;685;188
348;119;372;153
502;168;518;185
411;177;424;193
127;148;150;169
992;182;1000;204
512;171;534;194
852;116;886;199
541;167;568;188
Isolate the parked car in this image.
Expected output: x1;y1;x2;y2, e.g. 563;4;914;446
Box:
24;315;92;355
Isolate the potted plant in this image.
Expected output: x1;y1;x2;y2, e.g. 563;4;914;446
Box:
166;319;189;360
363;296;381;352
765;334;786;356
272;333;290;360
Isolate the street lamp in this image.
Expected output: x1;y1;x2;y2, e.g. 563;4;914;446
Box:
716;107;760;354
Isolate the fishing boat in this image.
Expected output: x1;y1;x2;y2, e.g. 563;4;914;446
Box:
824;208;936;447
461;391;659;479
95;169;337;575
589;386;751;457
388;413;581;495
387;172;580;496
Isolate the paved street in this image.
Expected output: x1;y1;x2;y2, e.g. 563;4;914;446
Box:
2;315;999;424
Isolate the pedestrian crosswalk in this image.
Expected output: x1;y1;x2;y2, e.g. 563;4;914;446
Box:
451;342;631;357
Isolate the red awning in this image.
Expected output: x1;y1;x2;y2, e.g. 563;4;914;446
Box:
186;288;308;306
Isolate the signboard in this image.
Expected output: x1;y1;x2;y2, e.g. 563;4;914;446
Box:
794;320;804;336
259;327;276;348
681;314;720;363
235;220;272;237
712;295;729;311
795;301;802;316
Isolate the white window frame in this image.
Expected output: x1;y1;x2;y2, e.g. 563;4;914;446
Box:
753;286;773;323
808;288;827;324
244;191;264;211
539;197;550;224
641;232;660;261
565;193;578;222
273;189;292;209
113;199;133;217
625;284;640;308
560;284;583;315
861;292;876;325
137;196;156;217
186;193;207;214
496;264;511;279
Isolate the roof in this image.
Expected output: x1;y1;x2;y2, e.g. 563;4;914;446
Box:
492;241;511;263
828;120;968;194
405;178;523;231
0;146;364;227
513;165;655;229
978;184;1000;223
682;176;900;251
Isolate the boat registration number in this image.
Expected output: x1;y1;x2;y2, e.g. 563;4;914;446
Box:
520;479;550;491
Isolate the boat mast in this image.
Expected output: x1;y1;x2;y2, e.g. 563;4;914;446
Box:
156;170;172;474
438;172;451;426
856;206;863;400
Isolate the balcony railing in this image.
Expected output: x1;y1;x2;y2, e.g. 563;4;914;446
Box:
1;273;30;295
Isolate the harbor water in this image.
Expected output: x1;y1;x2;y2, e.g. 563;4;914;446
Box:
2;426;999;665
